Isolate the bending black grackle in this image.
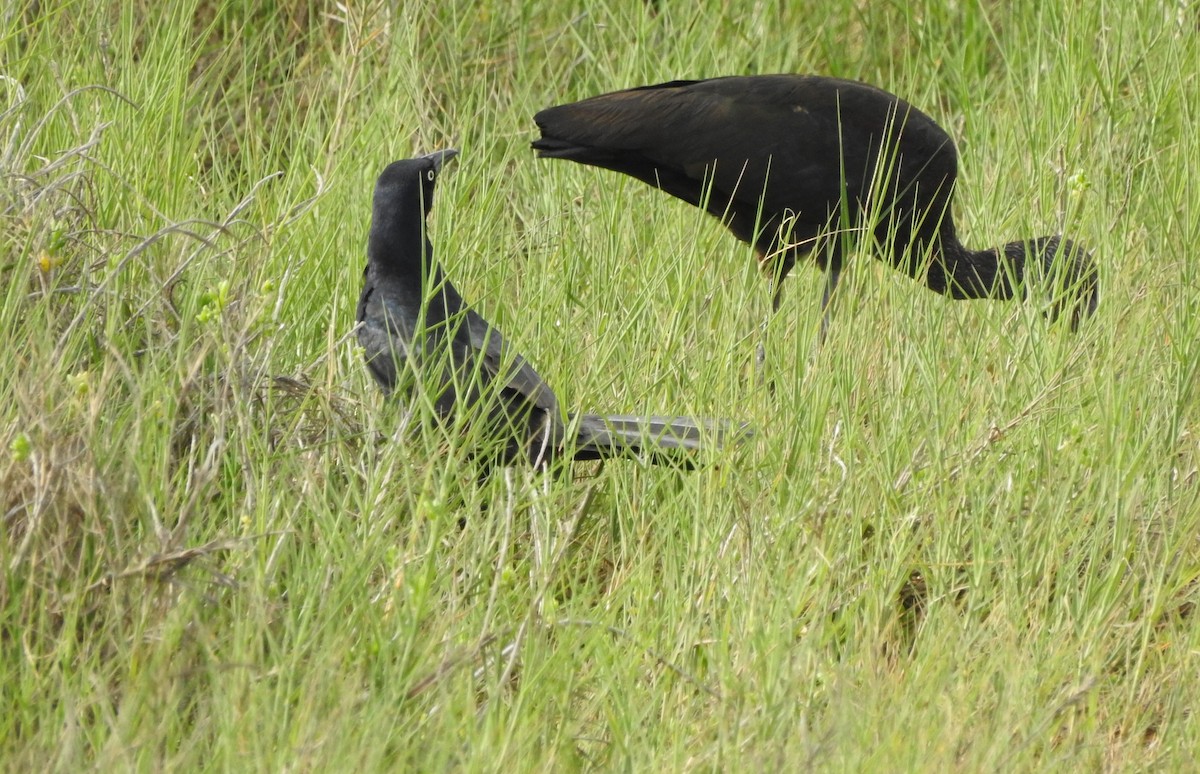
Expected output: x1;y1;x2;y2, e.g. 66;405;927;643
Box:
533;75;1098;339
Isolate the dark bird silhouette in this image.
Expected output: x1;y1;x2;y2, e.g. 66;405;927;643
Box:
533;75;1098;337
357;150;746;468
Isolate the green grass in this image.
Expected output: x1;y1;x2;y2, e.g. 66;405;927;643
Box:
3;0;1199;769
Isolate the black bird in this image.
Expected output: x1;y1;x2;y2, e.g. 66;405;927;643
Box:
533;75;1098;336
357;150;744;468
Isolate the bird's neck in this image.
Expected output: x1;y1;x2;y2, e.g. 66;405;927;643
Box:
932;234;1028;300
368;208;434;279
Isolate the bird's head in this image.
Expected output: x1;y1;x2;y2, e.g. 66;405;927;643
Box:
1026;235;1099;329
372;148;459;218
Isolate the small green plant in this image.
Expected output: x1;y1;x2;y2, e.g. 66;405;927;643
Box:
9;432;32;462
195;279;232;324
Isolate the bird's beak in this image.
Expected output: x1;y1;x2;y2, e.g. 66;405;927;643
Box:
424;148;459;171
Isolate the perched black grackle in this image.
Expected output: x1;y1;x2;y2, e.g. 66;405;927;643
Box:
357;150;748;468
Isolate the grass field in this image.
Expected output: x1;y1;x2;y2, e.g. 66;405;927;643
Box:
3;0;1199;769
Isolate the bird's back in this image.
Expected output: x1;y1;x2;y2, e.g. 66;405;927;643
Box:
359;265;563;462
534;74;960;262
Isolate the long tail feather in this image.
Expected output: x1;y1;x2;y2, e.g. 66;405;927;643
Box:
570;414;752;462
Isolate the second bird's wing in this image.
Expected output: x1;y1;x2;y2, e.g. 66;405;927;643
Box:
535;77;850;213
533;75;955;224
448;291;561;417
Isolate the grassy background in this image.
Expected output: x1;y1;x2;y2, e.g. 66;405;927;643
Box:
2;0;1198;769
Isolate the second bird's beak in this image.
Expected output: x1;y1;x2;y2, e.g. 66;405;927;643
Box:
424;148;459;172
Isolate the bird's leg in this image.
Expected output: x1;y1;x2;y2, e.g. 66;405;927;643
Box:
771;270;787;314
817;265;842;347
755;279;773;373
755;257;787;386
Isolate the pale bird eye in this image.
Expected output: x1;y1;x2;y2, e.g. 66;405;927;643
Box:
427;170;435;181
